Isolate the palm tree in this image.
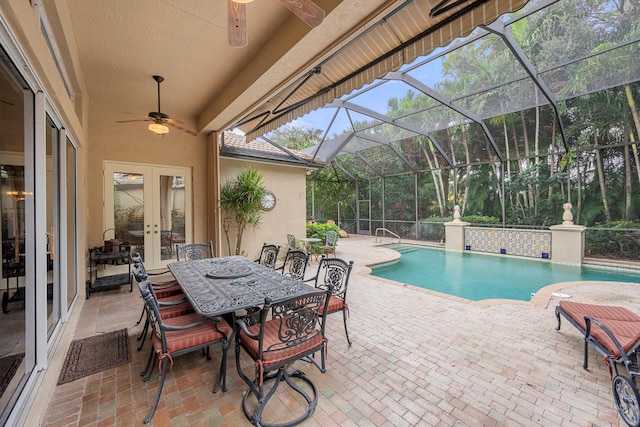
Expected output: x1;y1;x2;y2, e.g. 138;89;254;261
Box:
219;168;266;255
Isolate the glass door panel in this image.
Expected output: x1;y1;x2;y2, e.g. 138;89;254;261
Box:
112;170;146;259
156;172;186;264
105;162;191;270
66;137;77;309
0;49;30;424
45;115;59;337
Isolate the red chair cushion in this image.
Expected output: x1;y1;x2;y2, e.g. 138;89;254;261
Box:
153;315;231;355
157;293;186;303
559;301;640;357
158;301;194;319
154;284;183;299
319;295;347;315
148;270;176;283
239;319;324;369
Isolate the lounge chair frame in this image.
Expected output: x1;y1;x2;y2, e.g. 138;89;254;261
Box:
556;301;640;427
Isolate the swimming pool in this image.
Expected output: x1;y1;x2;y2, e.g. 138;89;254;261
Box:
370;245;640;301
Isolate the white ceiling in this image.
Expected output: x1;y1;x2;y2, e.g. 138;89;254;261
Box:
60;0;397;136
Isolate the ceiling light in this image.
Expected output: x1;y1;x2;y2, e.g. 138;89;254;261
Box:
148;123;169;135
232;0;254;3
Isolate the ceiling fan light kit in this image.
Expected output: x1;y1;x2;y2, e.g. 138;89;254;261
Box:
148;123;169;135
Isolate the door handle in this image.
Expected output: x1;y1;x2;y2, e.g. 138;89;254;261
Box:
49;227;55;260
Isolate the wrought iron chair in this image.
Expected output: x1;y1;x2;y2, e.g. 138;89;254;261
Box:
131;253;178;291
132;262;193;351
175;241;214;261
254;243;280;269
287;233;300;250
275;249;309;280
138;279;231;424
306;256;354;345
131;254;182;325
234;287;332;427
321;230;338;256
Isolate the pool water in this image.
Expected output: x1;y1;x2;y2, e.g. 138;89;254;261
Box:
370;245;640;301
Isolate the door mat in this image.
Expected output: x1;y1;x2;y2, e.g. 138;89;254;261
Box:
0;353;24;397
57;328;130;385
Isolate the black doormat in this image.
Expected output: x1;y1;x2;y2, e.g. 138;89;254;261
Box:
0;353;24;397
57;328;130;385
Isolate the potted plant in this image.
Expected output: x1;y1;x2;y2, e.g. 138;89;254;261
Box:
219;167;266;255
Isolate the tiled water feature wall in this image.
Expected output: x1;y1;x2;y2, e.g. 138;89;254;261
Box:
464;227;552;259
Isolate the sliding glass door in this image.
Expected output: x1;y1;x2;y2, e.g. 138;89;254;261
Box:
0;45;31;425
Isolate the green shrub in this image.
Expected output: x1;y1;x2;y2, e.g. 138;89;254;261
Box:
460;215;501;225
305;222;340;253
421;215;500;224
419;215;501;241
585;221;640;260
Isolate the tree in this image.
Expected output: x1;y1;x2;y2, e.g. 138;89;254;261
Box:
219;168;266;255
266;125;322;150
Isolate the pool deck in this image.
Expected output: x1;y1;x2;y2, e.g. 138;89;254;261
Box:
39;235;640;426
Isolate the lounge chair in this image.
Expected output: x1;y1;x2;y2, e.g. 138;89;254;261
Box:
555;300;640;427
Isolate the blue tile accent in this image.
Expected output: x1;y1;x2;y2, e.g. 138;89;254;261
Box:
541;252;549;259
465;245;471;250
500;248;506;254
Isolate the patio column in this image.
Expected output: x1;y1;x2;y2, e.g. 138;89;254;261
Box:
444;205;469;252
549;203;586;265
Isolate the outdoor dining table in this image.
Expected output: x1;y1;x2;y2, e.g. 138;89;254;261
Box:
167;255;314;318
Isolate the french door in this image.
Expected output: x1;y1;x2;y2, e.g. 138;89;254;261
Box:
103;162;192;269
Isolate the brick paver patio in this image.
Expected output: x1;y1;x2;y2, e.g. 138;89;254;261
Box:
41;235;639;426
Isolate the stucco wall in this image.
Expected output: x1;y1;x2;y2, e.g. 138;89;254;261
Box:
219;158;307;260
86;97;209;250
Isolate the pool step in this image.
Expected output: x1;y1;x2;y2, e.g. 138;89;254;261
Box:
393;246;418;254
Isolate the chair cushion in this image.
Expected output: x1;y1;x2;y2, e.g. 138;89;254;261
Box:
239;319;324;369
153;316;231;355
158;301;194;319
154;284;183;299
559;301;640;357
157;292;186;303
559;301;640;325
319;295;346;315
148;269;175;279
589;320;640;357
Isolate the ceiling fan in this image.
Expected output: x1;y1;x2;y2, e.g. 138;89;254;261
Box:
116;75;197;136
228;0;325;48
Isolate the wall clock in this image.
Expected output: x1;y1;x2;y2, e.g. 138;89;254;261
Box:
260;191;276;211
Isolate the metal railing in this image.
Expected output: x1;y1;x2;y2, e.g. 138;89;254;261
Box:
375;228;401;243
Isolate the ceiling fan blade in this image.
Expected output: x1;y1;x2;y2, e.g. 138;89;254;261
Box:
166;121;198;136
116;119;152;123
164;117;186;125
228;0;247;48
280;0;325;27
